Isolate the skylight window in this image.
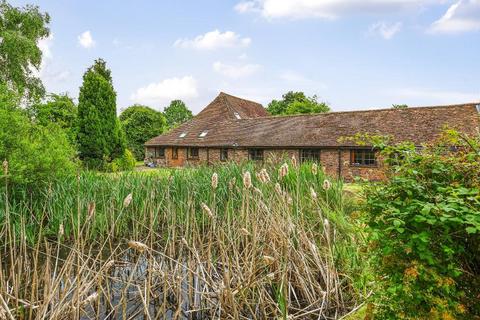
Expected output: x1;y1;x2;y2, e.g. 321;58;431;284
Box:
234;112;241;119
199;131;208;138
179;132;187;138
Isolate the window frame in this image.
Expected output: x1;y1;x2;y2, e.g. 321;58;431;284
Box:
220;148;228;161
350;149;377;167
299;148;320;163
188;147;199;159
172;147;178;160
248;149;264;161
155;147;165;158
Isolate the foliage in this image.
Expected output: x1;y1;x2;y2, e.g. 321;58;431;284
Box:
163;99;193;128
0;1;50;101
108;149;136;172
77;59;125;169
30;93;78;144
392;104;408;109
119;104;167;160
364;131;480;319
267;91;330;115
0;85;77;192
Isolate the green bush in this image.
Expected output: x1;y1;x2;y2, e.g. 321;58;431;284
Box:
0;86;78;193
109;149;136;172
364;131;480;319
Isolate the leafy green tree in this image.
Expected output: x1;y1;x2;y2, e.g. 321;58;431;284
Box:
119;105;167;160
164;100;193;128
392;104;408;109
77;59;125;168
0;84;77;192
30;93;77;143
0;1;50;101
267;91;330;115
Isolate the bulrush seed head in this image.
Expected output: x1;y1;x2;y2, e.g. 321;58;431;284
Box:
263;255;275;265
211;172;218;190
2;159;7;175
312;163;318;175
279;163;288;179
123;193;133;207
58;223;64;238
87;201;96;219
128;240;148;253
275;183;282;196
257;168;270;184
322;179;332;191
201;203;214;218
291;155;297;168
243;171;252;189
310;187;317;200
240;228;250;236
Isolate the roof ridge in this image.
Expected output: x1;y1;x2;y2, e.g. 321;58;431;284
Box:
246;102;480;121
219;91;264;107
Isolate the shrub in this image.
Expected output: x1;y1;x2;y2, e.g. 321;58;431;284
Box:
0;86;78;193
364;130;480;319
109;149;136;172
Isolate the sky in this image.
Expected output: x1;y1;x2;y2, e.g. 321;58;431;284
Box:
12;0;480;114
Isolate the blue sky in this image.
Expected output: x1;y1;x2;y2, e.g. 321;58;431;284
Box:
13;0;480;113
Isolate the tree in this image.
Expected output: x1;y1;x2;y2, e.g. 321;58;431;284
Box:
0;84;77;192
267;91;330;115
119;105;167;160
77;59;125;168
0;1;50;101
30;93;77;144
392;104;408;109
164;100;193;128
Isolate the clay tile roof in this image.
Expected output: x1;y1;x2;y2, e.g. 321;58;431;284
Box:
146;95;480;147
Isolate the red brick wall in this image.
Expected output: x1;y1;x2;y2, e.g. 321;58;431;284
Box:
148;146;387;181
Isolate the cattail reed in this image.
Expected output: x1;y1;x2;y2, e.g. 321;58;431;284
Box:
2;159;7;175
123;193;133;207
211;172;218;190
310;187;317;200
291;155;297;168
312;163;318;175
322;179;331;191
128;240;148;253
201;202;214;218
279;163;288;179
258;168;270;183
243;171;252;189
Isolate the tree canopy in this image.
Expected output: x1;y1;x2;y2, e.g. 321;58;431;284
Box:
267;91;330;115
392;104;408;109
120;105;167;160
0;1;50;101
77;59;125;168
164;100;193;128
30;93;77;143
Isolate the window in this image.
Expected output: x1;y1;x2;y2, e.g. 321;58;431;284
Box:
300;149;320;163
248;149;264;161
220;148;228;161
172;147;178;159
350;149;377;166
199;131;208;138
188;147;199;159
155;147;165;158
234;112;241;119
179;132;187;138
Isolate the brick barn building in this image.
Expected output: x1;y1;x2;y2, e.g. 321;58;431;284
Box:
145;92;480;181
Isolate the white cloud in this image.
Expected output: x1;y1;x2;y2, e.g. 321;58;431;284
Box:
429;0;480;34
35;34;71;83
235;0;442;20
213;61;261;79
368;21;403;39
174;30;251;50
130;76;198;105
279;70;328;89
78;31;95;48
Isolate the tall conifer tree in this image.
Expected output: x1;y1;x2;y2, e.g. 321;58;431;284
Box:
77;59;125;167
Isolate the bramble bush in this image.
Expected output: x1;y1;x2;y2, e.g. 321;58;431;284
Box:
364;130;480;319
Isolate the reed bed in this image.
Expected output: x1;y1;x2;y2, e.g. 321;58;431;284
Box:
0;160;369;319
